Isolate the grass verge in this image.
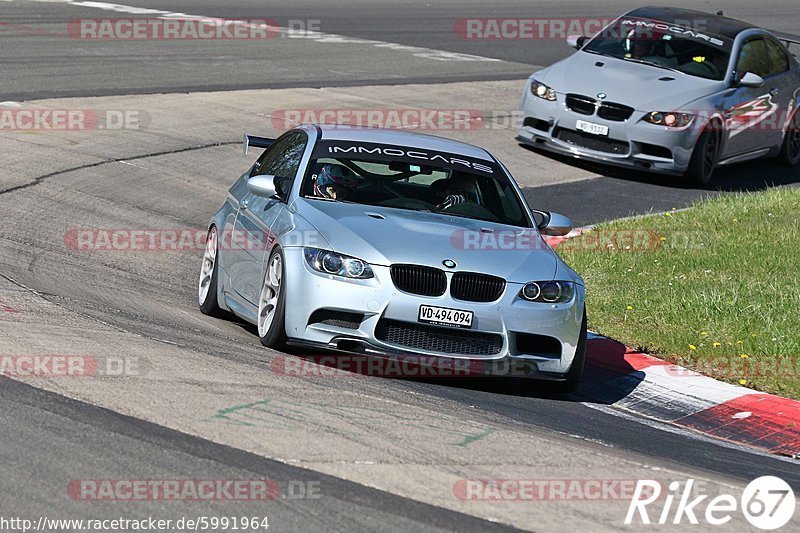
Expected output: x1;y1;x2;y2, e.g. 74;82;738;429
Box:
557;187;800;400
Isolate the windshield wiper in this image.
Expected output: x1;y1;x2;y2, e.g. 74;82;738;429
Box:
303;196;359;204
429;209;502;224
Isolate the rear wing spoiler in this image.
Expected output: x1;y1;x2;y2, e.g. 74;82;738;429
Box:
771;30;800;49
242;133;275;156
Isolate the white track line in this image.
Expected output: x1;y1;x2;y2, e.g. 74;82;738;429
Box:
67;1;501;62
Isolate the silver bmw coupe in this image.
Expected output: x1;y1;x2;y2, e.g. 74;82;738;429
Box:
199;125;587;391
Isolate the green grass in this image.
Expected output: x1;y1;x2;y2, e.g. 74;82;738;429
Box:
557;187;800;399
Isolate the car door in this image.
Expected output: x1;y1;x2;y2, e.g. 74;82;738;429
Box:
228;131;308;305
763;36;796;146
723;37;783;156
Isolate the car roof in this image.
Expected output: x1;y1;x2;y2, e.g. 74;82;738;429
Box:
311;124;494;161
625;6;757;39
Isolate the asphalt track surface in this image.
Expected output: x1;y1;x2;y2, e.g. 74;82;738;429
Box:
1;378;523;532
3;0;800;99
2;0;800;531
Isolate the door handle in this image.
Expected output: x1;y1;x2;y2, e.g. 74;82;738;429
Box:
239;199;249;211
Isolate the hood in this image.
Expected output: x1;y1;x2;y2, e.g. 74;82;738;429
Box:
537;52;725;111
293;198;559;283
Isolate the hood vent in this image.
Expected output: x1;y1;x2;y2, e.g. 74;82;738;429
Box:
366;212;386;220
658;76;675;81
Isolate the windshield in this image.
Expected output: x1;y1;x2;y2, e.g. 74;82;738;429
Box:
583;18;733;80
302;140;531;227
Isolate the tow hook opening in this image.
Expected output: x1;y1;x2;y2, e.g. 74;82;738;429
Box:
336;339;366;353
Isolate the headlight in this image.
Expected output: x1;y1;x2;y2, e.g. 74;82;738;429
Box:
644;111;694;128
520;281;575;303
530;79;557;101
303;248;374;279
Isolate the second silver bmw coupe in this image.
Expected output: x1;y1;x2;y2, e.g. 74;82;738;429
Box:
518;6;800;185
199;125;587;391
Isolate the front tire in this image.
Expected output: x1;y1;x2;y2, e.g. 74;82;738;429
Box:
198;226;225;317
685;124;722;186
778;110;800;167
258;246;287;349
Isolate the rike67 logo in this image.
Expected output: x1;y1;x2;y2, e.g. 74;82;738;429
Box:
626;476;796;530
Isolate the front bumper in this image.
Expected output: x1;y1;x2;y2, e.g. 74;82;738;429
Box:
284;338;574;379
282;247;585;376
518;87;702;175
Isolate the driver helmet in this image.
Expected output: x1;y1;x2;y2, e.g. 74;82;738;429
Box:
434;176;480;208
314;164;358;199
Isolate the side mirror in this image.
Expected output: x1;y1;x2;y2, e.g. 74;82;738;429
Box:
736;72;765;88
247;174;278;198
566;34;586;50
537;211;574;237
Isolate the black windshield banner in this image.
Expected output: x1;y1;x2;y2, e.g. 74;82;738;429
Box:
312;140;502;177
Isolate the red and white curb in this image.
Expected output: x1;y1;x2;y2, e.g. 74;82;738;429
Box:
584;334;800;458
544;225;799;457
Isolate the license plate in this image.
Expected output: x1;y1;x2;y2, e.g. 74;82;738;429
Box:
576;120;609;136
418;305;473;329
